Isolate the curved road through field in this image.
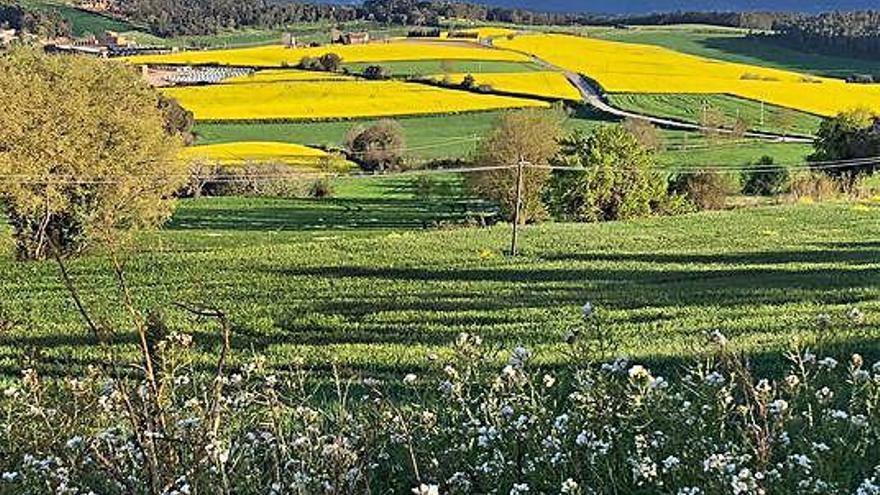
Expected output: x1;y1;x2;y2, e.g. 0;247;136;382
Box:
483;36;814;143
560;70;813;144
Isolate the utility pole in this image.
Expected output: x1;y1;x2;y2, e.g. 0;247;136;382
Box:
510;158;526;256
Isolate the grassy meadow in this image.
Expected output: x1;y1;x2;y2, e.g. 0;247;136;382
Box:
194;109;812;165
607;93;824;137
2;178;879;379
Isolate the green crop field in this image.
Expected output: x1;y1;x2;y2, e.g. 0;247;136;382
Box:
2;185;879;379
607;93;824;137
342;60;543;76
195;109;811;166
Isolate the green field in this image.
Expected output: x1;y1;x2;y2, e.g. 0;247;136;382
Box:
608;93;823;137
2;187;879;378
21;0;138;36
196;109;811;166
591;25;880;78
342;60;543;76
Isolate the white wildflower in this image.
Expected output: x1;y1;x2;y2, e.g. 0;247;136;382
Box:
768;399;788;415
581;302;594;318
543;374;556;388
509;346;531;369
705;371;725;386
818;357;838;369
403;374;417;385
411;483;439;495
662;455;681;471
1;472;19;482
816;386;833;403
561;478;579;494
847;307;865;324
628;365;652;381
510;483;530;495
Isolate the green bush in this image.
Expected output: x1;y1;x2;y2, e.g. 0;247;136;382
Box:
741;156;790;196
546;126;670;222
670;170;737;210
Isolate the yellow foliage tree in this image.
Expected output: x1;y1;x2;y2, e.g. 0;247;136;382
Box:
0;48;186;260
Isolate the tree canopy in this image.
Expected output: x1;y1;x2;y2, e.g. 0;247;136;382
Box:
0;48;186;260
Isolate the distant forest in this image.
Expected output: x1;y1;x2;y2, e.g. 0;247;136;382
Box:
768;11;880;60
101;0;806;37
5;0;880;61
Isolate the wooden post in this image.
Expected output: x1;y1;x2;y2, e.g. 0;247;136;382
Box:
510;158;525;256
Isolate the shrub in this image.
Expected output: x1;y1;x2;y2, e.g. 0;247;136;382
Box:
468;107;566;223
741;156;790;196
345;120;407;172
546;126;670;222
308;177;334;199
0;48;185;260
809;108;880;188
461;73;477;90
362;65;390;80
298;53;342;72
669;170;737;210
198;163;310;198
622;116;664;152
790;172;840;202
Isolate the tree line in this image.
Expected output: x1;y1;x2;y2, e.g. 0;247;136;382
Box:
87;0;805;38
765;11;880;60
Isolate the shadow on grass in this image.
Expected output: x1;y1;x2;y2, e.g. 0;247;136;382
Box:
700;36;875;77
167;197;498;231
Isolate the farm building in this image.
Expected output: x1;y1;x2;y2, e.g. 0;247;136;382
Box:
330;28;370;45
281;32;297;48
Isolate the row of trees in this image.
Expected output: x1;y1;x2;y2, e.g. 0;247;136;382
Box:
766;11;880;59
101;0;802;38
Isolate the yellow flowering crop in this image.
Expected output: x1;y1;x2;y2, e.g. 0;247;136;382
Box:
436;72;581;100
496;33;880;116
125;41;530;67
163;79;547;121
180;141;337;167
457;27;519;39
224;69;353;84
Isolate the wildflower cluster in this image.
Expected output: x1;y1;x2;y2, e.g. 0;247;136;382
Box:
0;309;878;494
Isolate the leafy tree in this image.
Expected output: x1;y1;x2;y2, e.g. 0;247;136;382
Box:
810;108;880;188
741;156;790;196
319;52;342;72
345;120;406;172
363;65;390;80
158;95;195;145
0;48;185;260
669;171;736;210
461;74;477;90
546;126;669;222
622;117;664;152
468;107;565;223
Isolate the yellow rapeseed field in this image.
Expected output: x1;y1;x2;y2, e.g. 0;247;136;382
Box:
180;141;336;167
125;41;530;67
457;27;519;39
164;79;547;121
224;69;353;84
496;33;880;116
435;72;581;100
